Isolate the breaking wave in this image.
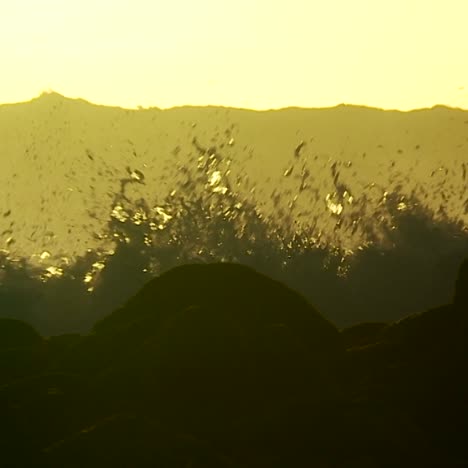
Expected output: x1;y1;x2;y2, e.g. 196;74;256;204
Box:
0;135;467;335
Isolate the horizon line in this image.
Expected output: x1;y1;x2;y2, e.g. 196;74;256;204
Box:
1;90;468;113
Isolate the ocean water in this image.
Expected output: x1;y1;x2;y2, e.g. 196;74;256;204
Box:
0;94;467;334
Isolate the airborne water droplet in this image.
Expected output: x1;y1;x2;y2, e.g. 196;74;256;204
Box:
40;251;51;260
130;169;145;183
283;166;293;177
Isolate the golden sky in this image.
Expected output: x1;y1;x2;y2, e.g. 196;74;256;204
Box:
1;0;467;110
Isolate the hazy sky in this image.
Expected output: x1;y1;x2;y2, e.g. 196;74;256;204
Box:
1;0;467;110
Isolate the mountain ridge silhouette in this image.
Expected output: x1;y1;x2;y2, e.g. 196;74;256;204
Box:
3;90;468;112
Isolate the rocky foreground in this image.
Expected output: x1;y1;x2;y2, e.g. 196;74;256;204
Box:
1;260;467;467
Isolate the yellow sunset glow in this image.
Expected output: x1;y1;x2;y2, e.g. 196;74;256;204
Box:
1;0;467;110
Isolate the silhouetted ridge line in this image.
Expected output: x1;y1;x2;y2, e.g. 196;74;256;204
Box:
93;262;343;355
341;257;468;350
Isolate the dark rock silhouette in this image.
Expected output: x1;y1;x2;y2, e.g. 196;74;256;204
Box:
1;260;468;467
43;414;238;468
0;318;42;350
454;257;468;310
340;321;387;349
94;262;341;348
379;257;468;351
0;318;46;385
341;257;468;466
61;263;345;462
